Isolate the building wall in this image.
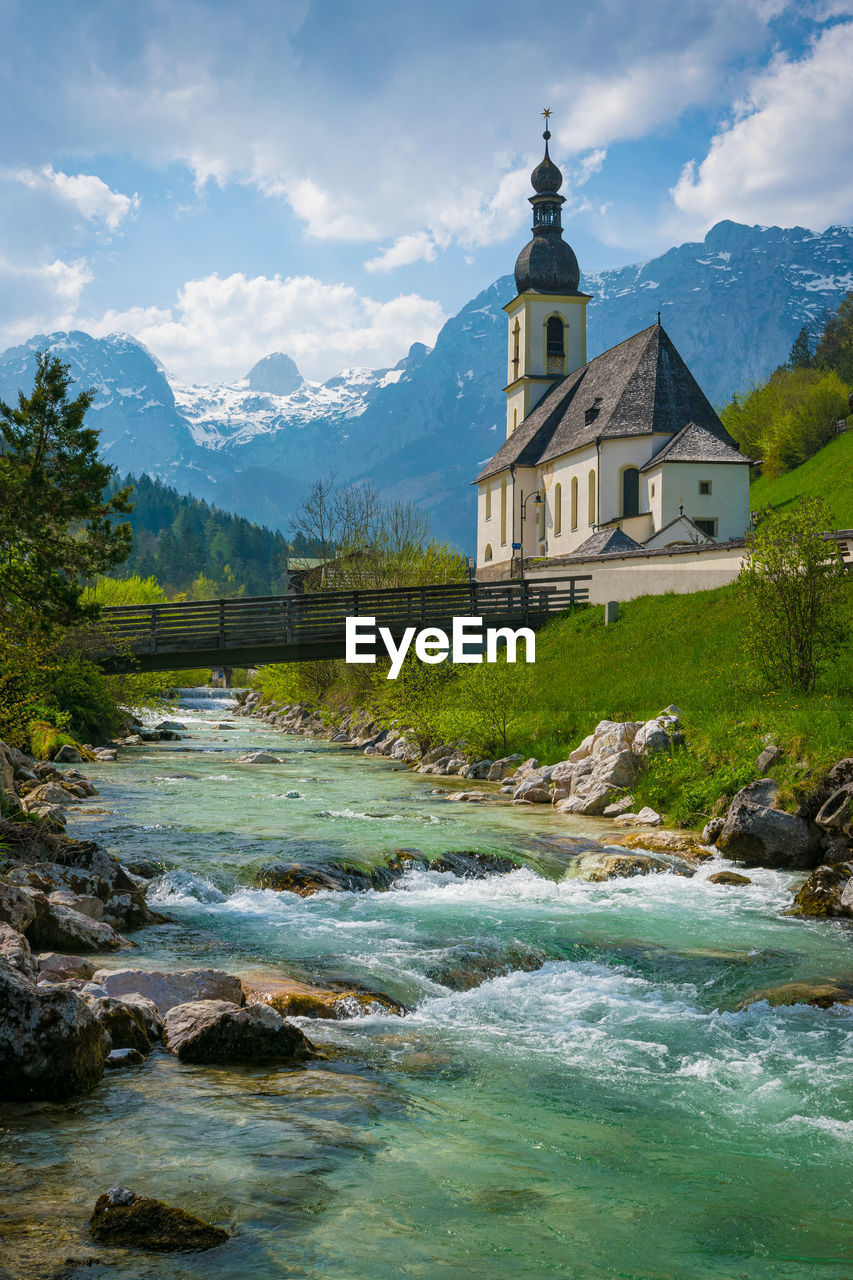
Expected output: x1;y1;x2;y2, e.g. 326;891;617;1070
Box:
645;460;751;542
503;292;588;437
526;543;747;602
477;465;541;570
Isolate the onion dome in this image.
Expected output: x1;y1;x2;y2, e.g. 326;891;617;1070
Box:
514;112;580;295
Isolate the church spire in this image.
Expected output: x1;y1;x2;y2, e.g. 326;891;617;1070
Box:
514;110;580;294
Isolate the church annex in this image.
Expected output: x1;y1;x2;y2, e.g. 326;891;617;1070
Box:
474;116;753;577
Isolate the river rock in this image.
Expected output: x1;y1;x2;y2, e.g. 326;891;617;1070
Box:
486;754;522;781
430;851;517;878
37;952;97;980
155;720;187;732
163;999;315;1063
0;959;109;1100
631;719;673;756
425;941;547;991
246;976;406;1019
237;751;281;764
788;862;853;918
258;859;385;895
0;922;36;977
26;893;124;953
89;1187;229;1251
86;994;163;1052
48;889;105;921
573;852;674;881
91;967;245;1015
736;980;853;1011
53;745;83;763
0;881;39;933
708;871;753;885
612;830;707;856
105;1047;146;1069
702;816;725;846
568;734;595;763
716;779;822;870
815;784;853;838
613;806;663;827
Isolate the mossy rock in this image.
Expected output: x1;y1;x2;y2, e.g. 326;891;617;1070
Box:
575;852;675;882
90;1188;229;1251
708;871;752;886
613;831;706;856
788;862;853;918
736;980;853;1011
247;976;406;1019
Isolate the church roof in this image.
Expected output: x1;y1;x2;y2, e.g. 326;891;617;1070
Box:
570;527;643;557
640;420;749;470
475;323;737;483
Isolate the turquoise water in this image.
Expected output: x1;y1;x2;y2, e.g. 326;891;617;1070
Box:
3;694;853;1279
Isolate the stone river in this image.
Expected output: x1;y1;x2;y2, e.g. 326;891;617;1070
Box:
3;688;852;1279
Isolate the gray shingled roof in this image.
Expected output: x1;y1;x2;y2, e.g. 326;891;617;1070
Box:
570;527;643;557
640;420;749;470
475;323;736;483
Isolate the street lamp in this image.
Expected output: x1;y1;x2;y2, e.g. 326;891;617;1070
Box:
518;490;544;584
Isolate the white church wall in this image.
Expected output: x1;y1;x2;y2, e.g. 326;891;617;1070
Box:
538;446;597;555
527;542;747;601
595;435;670;526
647;460;751;541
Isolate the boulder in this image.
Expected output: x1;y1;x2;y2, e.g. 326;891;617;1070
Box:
736;980;853;1011
155;720;187;732
48;890;105;922
0;881;38;933
756;744;782;774
788;862;853;918
53;745;83;763
573;852;674;881
425;941;546;991
702;816;725;846
592;721;641;758
631;719;672;757
486;754;522;781
162;999;314;1064
37;953;97;980
105;1047;146;1069
602;796;635;817
0;959;109;1100
246;976;406;1020
86;995;163;1053
568;734;595;763
513;776;551;803
612;830;709;856
463;759;493;780
613;807;663;827
26;894;124;953
708;871;753;886
0;922;36;977
89;1187;229;1251
717;779;822;870
237;751;281;764
22;781;78;810
550;760;575;784
91;967;244;1015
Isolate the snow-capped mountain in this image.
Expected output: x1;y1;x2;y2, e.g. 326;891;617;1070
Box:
1;221;851;549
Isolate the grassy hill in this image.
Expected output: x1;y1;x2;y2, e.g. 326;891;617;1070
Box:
510;583;852;827
749;430;853;527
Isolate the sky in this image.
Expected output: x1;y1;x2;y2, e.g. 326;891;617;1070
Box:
1;0;852;386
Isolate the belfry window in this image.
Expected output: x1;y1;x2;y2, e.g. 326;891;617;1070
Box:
546;316;565;375
512;321;520;379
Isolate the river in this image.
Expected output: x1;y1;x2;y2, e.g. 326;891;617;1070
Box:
4;689;853;1279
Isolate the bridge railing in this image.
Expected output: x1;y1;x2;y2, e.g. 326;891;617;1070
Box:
94;577;591;659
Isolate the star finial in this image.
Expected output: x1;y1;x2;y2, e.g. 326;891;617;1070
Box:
542;107;552;145
542;108;551;121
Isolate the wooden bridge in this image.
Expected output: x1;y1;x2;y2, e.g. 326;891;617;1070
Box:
93;577;592;672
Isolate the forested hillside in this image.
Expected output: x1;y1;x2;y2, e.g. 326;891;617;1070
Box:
108;473;307;596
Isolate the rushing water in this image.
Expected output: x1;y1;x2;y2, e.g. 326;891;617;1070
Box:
3;692;853;1279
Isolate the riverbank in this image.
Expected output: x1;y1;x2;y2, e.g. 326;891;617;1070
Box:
2;696;853;1278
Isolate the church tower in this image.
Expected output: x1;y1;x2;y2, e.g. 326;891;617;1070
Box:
504;113;590;439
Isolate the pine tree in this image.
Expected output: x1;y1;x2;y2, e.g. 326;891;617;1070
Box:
787;326;813;369
815;291;853;385
0;352;132;624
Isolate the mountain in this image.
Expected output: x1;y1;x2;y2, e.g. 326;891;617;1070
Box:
2;221;851;550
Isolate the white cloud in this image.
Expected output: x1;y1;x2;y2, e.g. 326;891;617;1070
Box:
81;271;447;384
364;231;438;272
671;22;853;229
0;256;93;350
14;166;139;231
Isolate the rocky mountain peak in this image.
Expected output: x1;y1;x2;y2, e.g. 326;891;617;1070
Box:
243;352;303;395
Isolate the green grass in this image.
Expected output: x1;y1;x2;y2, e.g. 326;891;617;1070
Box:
509;584;853;828
749;430;853;527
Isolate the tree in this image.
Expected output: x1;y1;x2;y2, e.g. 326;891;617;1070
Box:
737;497;850;692
720;367;849;476
815;290;853;386
786;326;813;370
0;352;132;624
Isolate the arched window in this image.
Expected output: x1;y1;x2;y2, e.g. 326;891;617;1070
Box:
622;467;640;518
500;476;507;545
513;408;518;431
512;320;520;379
484;543;493;562
538;494;546;541
485;484;491;520
554;483;562;535
588;469;596;525
546;316;565;375
570;476;578;530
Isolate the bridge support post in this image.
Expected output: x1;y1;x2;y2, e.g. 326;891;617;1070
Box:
222;666;233;688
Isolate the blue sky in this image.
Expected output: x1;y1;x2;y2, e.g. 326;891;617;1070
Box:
1;0;851;384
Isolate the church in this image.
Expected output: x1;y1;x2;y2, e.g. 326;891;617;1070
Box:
474;117;753;577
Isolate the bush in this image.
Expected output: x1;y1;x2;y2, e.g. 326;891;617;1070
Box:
721;367;849;477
